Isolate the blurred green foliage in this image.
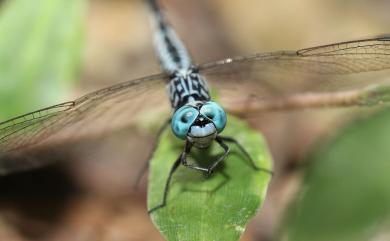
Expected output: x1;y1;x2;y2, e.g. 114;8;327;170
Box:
0;0;86;120
281;108;390;241
148;115;272;241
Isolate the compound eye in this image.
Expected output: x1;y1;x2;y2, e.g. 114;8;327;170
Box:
200;101;227;133
171;105;198;139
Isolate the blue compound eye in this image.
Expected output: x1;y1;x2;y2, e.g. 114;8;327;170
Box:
171;105;199;139
200;101;227;133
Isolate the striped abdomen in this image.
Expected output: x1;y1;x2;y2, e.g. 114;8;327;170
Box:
148;0;210;109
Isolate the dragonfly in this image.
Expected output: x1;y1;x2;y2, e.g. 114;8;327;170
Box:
0;0;390;212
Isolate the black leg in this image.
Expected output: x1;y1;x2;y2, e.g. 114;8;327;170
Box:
219;135;273;175
181;141;210;172
133;119;171;189
206;137;230;174
148;154;182;214
181;138;230;175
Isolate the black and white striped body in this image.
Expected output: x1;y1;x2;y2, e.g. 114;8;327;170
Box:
148;0;210;109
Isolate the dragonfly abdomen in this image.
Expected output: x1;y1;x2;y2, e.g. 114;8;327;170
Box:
149;0;192;74
168;71;210;109
148;0;210;109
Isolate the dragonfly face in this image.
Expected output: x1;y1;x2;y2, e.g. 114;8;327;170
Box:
171;101;227;148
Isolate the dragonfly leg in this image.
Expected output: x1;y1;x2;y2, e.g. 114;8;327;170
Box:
203;136;230;175
181;141;209;173
148;154;182;214
218;135;273;175
182;138;230;175
133;119;171;189
149;140;206;213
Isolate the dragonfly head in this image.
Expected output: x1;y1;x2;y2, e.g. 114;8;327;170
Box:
171;101;227;148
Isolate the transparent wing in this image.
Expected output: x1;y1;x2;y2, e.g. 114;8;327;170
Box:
2;37;389;174
0;74;170;173
199;37;390;112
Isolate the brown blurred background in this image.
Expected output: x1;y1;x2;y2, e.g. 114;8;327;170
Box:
1;0;389;240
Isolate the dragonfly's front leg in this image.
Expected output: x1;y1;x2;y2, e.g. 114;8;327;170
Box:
182;138;230;175
205;136;230;174
181;141;209;173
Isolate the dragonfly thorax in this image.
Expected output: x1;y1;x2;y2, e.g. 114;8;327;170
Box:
167;69;211;110
171;101;227;148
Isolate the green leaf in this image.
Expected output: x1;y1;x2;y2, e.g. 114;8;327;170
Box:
0;0;86;120
148;115;273;241
280;108;390;241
